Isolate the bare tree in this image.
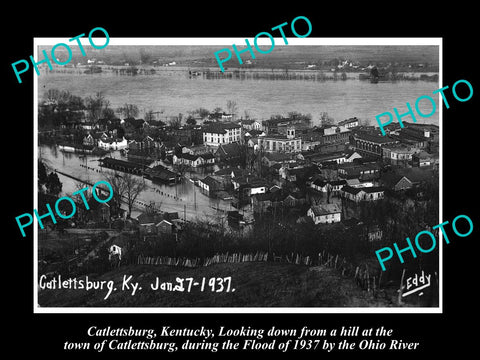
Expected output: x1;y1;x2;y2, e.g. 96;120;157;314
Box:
145;109;155;122
359;117;372;126
104;172;128;216
320;112;335;127
168;114;182;129
117;103;139;119
226;100;238;120
122;173;147;217
85;92;109;124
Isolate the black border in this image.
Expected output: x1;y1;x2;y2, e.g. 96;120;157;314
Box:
5;6;478;357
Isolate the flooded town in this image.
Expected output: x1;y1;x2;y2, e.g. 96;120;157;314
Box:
36;44;440;308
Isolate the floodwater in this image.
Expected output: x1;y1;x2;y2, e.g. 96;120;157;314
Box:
39;145;236;222
38;70;440;126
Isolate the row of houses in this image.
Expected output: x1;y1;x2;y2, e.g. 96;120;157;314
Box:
83;132;128;150
136;211;185;235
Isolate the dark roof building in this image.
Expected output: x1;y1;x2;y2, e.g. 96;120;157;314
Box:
203;122;241;134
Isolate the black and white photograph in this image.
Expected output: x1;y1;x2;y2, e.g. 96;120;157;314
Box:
34;38;441;311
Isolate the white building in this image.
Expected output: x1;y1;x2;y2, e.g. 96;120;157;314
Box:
338;117;360;129
239;119;262;131
203;123;242;146
307;204;342;224
98;137;128;150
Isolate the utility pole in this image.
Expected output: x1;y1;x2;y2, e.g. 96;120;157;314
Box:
194;186;197;210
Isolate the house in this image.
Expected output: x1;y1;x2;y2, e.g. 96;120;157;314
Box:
247;137;260;151
156;219;175;234
329;179;347;193
200;153;216;165
128;135;157;152
257;127;302;153
279;164;320;184
261;152;295;167
307;203;342;224
268;163;283;176
144;165;179;185
98;136;128;150
310;179;347;194
365;224;383;242
214;167;249;189
239;119;262;131
389;176;413;193
137;212;165;234
310;178;328;192
251;190;290;213
181;144;212;156
381;168;436;191
173;153;205;167
82;133;96;146
346;178;374;188
283;191;306;207
412;150;438;167
232;175;267;195
362;186;386;201
203;122;242;146
298;151;347;165
170;126;203;146
215;142;242;164
338;117;360;129
382;144;418;165
137;211;179;235
244;129;266;138
345;150;362;163
340;185;385;202
337;162;381;181
198;176;222;196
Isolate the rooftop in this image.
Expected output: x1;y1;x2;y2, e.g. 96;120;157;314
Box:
309;203;341;216
263;152;294;162
200;176;221;188
338;117;360;126
203;122;241;134
217;142;242;156
353;130;398;144
341;185;364;195
362;186;385;193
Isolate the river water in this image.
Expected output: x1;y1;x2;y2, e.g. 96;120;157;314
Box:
38;70;440;221
38;70;440;125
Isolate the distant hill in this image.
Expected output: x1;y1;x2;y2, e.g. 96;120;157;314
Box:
38;262;396;308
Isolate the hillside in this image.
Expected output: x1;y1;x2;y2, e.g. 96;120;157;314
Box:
38;262;396;308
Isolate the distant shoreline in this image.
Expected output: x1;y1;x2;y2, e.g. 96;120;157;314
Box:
41;64;439;82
